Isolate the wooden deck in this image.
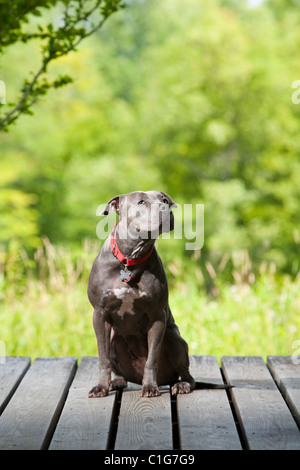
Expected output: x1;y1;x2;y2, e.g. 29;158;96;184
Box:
0;355;299;450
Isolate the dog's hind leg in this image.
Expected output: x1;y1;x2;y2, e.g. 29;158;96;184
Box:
163;318;196;395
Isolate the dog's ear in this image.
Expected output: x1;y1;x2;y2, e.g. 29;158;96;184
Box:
101;195;124;215
161;192;177;208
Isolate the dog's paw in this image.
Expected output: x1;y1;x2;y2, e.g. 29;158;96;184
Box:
109;377;127;391
141;384;160;398
88;385;109;398
171;381;191;396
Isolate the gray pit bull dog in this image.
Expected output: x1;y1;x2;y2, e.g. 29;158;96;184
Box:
88;190;231;398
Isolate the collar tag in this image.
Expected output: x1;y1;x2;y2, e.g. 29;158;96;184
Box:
120;266;132;283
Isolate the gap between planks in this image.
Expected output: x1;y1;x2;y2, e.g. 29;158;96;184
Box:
222;356;300;450
0;357;77;450
1;355;300;450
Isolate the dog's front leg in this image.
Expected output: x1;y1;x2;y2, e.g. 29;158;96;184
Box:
141;319;166;397
89;309;112;397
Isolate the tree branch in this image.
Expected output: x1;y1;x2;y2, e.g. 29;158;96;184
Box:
0;61;49;129
0;0;125;131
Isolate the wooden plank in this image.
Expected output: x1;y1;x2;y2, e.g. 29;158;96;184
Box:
0;357;76;450
177;355;242;450
0;357;30;414
49;357;118;450
267;356;300;427
221;356;300;450
114;384;173;450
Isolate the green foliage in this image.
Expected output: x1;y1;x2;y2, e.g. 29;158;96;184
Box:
0;241;299;358
0;0;57;51
0;0;125;130
2;0;300;273
0;155;40;247
0;0;300;358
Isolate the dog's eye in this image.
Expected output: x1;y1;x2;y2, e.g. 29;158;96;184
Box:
138;200;146;205
163;198;169;205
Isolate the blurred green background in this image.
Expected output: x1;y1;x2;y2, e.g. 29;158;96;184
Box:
1;0;300;360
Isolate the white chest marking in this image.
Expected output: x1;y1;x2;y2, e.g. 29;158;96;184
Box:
112;287;148;317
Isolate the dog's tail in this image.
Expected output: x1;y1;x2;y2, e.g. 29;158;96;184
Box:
195;381;234;390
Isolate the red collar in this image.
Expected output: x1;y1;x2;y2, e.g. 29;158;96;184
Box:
110;223;154;267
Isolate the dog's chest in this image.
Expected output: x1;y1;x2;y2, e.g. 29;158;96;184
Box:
101;285;155;320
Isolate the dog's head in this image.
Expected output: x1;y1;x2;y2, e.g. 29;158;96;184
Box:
101;190;177;240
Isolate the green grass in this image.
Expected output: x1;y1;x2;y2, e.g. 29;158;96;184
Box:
0;239;299;361
171;273;300;360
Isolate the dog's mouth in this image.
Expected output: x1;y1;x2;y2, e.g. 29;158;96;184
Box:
136;209;174;240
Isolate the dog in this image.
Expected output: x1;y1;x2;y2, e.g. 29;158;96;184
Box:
88;191;230;397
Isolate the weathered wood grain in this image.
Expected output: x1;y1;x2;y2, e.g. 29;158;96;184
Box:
114;384;173;450
177;355;242;450
222;356;300;450
0;357;76;450
267;355;300;427
0;357;30;414
0;356;299;450
49;356;118;450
